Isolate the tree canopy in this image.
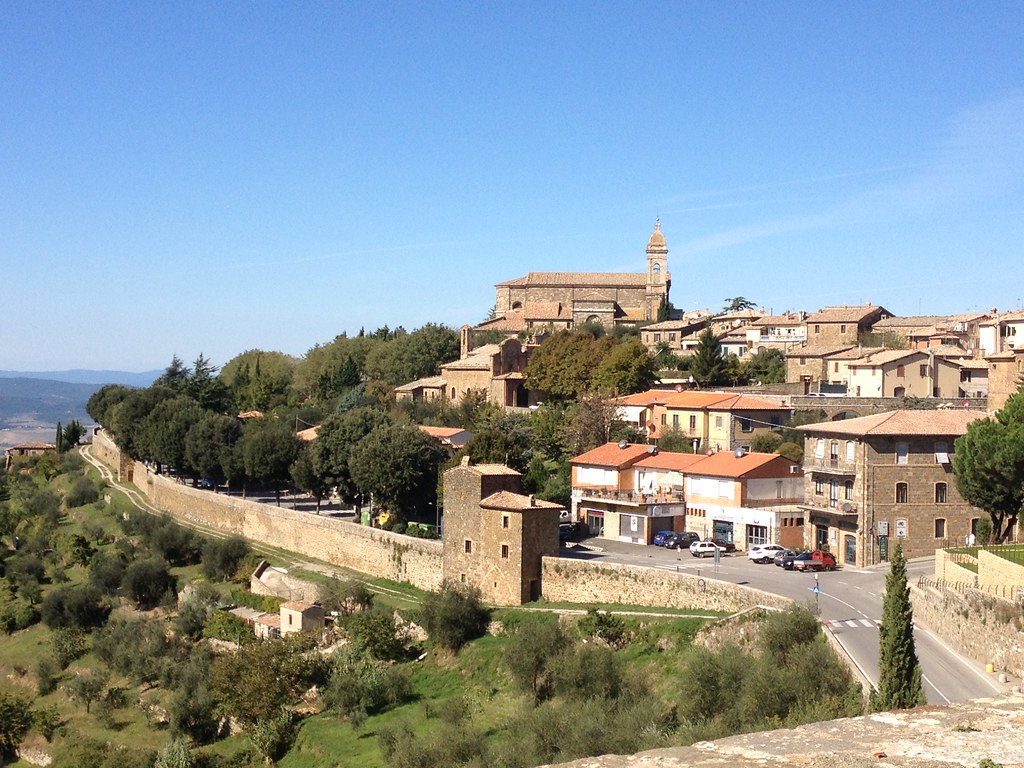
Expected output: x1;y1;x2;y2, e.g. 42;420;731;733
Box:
953;384;1024;542
688;328;729;387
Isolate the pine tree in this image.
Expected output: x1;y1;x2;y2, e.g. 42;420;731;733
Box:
688;327;728;387
871;541;925;711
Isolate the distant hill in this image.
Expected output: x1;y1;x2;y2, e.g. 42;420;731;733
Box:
0;377;99;433
0;369;160;387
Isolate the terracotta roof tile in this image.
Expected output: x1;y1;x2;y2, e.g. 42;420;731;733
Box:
706;395;791;412
570;441;654;468
395;375;446;391
797;409;986;437
806;305;889;323
465;463;522;476
633;452;707;471
282;600;316;612
496;272;648;287
480;490;564;511
686;451;798;478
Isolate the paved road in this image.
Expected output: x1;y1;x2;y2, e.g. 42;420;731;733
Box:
563;537;1009;704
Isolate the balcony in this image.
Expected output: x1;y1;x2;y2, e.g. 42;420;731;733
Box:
573;487;686;516
805;457;856;474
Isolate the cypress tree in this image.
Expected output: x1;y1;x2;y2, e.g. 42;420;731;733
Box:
55;421;64;454
871;541;925;710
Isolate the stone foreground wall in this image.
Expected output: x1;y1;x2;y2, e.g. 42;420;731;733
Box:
542;558;791;613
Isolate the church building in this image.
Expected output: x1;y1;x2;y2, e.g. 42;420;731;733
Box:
475;220;672;336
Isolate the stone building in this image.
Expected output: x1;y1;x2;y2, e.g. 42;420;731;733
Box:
442;458;563;605
480;220;671;336
804;304;892;346
797;409;986;567
395;337;538;408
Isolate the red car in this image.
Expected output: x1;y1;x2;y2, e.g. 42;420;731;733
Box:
783;550;837;571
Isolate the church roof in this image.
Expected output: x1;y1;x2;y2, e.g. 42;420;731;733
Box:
496;272;648;288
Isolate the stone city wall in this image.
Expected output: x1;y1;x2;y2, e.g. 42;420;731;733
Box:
541;557;791;613
912;581;1024;680
91;443;444;590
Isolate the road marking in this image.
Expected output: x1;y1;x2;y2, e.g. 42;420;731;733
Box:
922;673;951;705
815;590;873;620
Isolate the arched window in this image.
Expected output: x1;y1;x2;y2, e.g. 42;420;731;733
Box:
844;480;854;500
451;387;457;400
934;518;946;538
895;482;908;504
511;301;523;310
652;263;661;274
935;482;947;503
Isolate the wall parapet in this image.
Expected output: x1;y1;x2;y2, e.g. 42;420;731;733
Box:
541;557;791;613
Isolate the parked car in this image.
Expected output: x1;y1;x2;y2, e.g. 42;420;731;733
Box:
748;544;786;564
689;540;727;558
773;549;797;567
664;532;700;550
782;550;838;571
652;529;676;547
710;537;737;553
559;523;575;542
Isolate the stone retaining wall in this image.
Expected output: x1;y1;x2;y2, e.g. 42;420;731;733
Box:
979;549;1024;592
541;557;791;613
912;581;1024;679
934;547;979;587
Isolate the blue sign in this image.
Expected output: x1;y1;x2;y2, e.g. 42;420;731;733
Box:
812;583;820;594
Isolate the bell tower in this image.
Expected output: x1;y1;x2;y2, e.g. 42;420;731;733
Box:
645;219;671;319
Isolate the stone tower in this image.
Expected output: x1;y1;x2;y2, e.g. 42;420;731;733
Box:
646;218;671;319
442;458;563;605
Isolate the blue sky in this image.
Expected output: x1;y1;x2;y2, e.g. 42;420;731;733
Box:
3;2;1023;371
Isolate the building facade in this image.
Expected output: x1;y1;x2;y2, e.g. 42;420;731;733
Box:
798;409;986;567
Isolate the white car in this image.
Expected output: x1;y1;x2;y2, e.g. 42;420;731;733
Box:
748;544;786;564
689;540;726;558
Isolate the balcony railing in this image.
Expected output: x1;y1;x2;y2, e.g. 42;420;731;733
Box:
806;457;856;473
574;487;685;505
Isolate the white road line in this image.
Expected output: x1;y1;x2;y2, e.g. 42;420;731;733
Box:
922;673;951;705
844;620;859;628
859;619;874;627
815;590;873;620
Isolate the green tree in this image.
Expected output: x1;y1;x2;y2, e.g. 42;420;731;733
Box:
464;407;534;473
311;407;393;510
504;614;567;703
122;557;177;610
184;412;242;486
750;432;783;454
186;353;232;412
744;347;786;384
106;385;176;459
86;384;133;426
290;444;331;512
524;330;615;401
723;296;756;312
0;687;33;761
656;296;673;322
212;637;319;727
592;339;659;394
239;418;302;504
362;324;460;387
348;423;446;521
66;669;110;714
558;392;632;456
953;385;1024;543
688;328;728;387
142;395;207;473
155;355;191;392
419;582;490;652
871;541;925;711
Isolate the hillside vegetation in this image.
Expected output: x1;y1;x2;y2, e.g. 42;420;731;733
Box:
0;451;863;768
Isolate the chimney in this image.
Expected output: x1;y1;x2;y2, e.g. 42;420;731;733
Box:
461;455;471;467
528;495;536;506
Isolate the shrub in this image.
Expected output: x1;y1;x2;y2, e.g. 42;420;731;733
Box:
203;610;253;644
0;687;33;761
318;577;373;617
122;557;177;609
323;649;413;719
419;581;490;652
577;608;627;648
36;656;60;694
50;627;88;669
201;536;250;582
65;475;101;508
347;606;406;661
40;583;110;630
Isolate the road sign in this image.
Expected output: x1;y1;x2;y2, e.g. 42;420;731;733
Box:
895;519;907;538
812;582;820;594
